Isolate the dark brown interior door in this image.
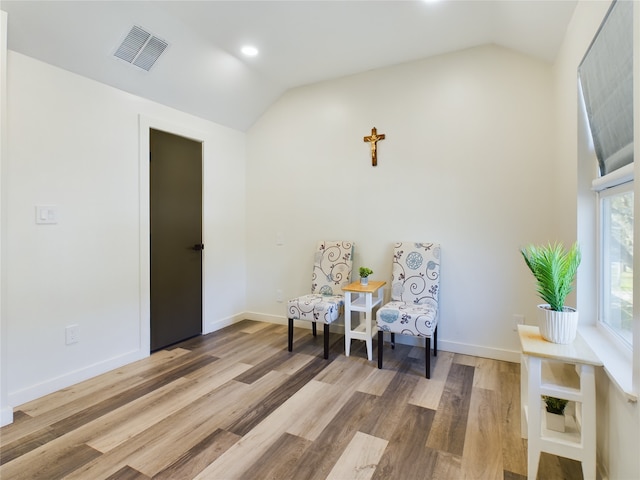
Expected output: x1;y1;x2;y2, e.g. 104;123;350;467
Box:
150;128;203;351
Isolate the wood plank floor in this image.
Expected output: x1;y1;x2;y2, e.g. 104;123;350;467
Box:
0;320;583;479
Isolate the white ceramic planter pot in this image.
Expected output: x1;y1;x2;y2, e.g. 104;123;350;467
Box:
360;277;368;286
545;411;565;432
538;304;578;344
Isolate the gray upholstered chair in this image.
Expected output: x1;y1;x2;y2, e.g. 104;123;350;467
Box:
376;242;440;378
287;241;354;359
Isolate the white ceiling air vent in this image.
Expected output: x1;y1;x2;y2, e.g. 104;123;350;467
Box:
114;25;168;71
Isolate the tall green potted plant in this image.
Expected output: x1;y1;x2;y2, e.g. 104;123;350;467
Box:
520;242;581;344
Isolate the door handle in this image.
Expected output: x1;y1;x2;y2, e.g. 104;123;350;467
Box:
192;244;204;251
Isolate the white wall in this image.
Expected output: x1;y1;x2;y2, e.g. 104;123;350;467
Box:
245;45;557;361
554;1;640;478
2;52;247;409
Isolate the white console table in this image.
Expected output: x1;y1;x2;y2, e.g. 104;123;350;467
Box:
518;325;602;480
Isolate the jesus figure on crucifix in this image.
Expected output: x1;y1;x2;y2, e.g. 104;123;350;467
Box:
363;127;386;166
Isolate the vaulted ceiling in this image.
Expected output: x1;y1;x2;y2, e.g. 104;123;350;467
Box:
1;1;578;131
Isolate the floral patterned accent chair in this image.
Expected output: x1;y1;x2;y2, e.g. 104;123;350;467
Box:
376;242;440;378
287;241;354;359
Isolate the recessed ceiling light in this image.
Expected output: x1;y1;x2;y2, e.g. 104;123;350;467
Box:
241;45;259;57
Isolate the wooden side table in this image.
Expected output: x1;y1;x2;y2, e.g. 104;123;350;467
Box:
518;325;602;480
342;280;385;361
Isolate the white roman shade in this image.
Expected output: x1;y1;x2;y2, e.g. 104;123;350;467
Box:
578;0;633;177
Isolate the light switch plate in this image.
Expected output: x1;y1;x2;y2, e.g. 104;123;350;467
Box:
65;324;79;345
35;205;58;225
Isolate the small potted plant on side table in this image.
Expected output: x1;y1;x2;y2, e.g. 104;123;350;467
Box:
543;396;569;432
359;267;373;286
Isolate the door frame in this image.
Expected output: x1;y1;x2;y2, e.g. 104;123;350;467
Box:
138;115;206;354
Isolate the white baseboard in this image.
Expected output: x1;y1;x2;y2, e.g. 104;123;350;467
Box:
1;405;13;427
440;339;520;363
244;312;289;327
4;314;247;421
393;335;520;363
205;312;247;334
7;349;147;408
244;312;521;364
244;312;346;333
2;312;521;426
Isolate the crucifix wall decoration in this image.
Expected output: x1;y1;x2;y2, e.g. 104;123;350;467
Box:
363;127;385;166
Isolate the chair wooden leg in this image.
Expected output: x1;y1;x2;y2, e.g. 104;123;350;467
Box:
323;323;330;359
312;322;317;337
288;318;294;352
378;330;384;369
390;332;395;349
434;325;438;356
426;337;431;379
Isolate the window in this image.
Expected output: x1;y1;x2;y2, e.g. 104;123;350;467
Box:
599;181;633;347
579;0;634;351
577;0;637;399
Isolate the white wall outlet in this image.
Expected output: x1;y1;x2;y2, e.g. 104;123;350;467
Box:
35;205;58;225
65;324;79;345
513;314;525;331
276;289;283;302
276;232;284;246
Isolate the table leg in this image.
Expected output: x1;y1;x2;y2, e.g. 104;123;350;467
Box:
527;355;542;480
365;310;372;361
521;353;528;439
345;291;352;357
365;292;373;361
580;364;596;480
